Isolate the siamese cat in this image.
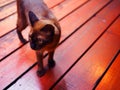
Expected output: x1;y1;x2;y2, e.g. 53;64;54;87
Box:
16;0;61;77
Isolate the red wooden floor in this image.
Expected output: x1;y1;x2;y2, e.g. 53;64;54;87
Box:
0;0;120;90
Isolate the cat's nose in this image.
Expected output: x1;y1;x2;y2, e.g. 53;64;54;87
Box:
30;42;37;50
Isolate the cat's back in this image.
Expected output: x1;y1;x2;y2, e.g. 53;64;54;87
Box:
22;0;49;20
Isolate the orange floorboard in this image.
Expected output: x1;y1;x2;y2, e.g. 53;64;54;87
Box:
0;0;120;90
96;54;120;90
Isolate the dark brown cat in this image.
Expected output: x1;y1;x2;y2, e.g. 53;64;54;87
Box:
16;0;61;77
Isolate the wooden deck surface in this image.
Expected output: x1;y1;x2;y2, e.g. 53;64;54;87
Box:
0;0;120;90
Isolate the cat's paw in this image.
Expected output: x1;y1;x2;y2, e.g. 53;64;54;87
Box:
37;69;46;77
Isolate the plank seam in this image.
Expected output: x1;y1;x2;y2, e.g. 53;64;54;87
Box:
0;12;16;21
0;27;16;39
49;0;65;9
0;40;28;62
92;50;120;90
59;0;90;21
0;0;15;8
49;14;120;90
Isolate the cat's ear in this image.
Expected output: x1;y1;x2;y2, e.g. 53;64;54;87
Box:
41;24;55;36
28;11;39;26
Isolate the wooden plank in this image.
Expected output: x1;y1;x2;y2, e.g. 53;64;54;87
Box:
0;0;89;60
0;0;64;21
44;0;65;8
52;0;89;20
108;19;120;36
0;2;16;21
7;1;120;90
54;18;120;90
96;54;120;90
0;14;17;37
